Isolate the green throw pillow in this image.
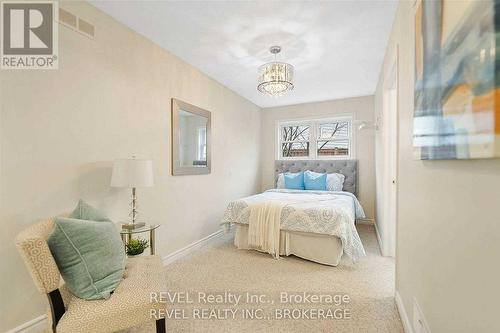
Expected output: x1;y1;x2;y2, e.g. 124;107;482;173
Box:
69;200;111;222
48;217;125;300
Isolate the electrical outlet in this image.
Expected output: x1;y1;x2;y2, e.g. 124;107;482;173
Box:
413;297;431;333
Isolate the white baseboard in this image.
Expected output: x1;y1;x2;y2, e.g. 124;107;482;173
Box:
395;291;413;333
8;228;227;333
162;228;226;265
6;314;47;333
373;220;386;256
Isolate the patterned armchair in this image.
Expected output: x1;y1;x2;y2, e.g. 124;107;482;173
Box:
15;218;167;333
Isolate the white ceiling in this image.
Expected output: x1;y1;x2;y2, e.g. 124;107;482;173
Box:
90;1;398;108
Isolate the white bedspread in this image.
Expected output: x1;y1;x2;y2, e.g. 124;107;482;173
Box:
221;189;366;261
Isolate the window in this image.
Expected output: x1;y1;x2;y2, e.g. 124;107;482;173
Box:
316;121;350;157
278;117;353;160
197;127;207;161
281;124;310;157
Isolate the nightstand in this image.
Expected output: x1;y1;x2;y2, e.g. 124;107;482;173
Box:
118;224;160;255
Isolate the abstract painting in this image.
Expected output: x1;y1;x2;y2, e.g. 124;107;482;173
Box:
414;0;500;159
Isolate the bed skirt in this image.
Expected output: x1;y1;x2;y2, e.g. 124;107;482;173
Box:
234;224;343;266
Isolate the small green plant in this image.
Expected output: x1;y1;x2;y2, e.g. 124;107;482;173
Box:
125;238;149;256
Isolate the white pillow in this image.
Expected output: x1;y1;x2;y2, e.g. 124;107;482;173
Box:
326;173;345;191
277;173;285;189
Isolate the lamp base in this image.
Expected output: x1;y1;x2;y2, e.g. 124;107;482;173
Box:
121;222;146;230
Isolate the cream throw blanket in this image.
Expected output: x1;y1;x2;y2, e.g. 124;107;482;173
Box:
247;202;284;259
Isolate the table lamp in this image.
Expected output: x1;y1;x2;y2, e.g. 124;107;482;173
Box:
111;157;154;229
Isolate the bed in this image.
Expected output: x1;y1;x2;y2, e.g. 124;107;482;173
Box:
221;160;366;266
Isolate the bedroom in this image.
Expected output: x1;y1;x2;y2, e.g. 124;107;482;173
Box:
1;1;499;333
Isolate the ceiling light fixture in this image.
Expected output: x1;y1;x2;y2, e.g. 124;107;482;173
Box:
257;46;294;97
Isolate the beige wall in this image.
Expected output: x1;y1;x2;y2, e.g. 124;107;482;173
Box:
260;96;376;219
375;1;500;332
0;1;261;331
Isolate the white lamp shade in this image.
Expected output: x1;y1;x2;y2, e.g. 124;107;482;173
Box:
111;158;154;188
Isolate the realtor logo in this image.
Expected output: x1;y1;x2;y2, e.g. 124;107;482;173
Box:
1;1;58;69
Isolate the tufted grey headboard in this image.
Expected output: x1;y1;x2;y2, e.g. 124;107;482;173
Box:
275;160;358;195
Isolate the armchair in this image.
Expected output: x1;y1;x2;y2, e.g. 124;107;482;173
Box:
15;217;167;333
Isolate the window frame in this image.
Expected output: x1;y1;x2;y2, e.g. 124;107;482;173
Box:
279;122;312;159
276;115;355;160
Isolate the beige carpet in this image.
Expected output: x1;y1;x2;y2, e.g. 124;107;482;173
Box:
131;224;403;333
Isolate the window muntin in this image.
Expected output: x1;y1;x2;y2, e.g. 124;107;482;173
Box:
278;118;353;160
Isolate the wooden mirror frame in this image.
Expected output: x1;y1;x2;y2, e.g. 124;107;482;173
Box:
171;98;211;175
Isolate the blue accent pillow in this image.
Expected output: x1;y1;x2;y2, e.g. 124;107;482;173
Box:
304;170;327;190
69;200;111;222
48;217;125;300
284;172;305;190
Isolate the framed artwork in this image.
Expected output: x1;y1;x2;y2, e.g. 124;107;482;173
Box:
414;0;500;159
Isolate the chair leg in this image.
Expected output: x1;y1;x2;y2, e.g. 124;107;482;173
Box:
155;318;166;333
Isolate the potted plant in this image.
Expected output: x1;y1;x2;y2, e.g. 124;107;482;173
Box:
125;238;149;256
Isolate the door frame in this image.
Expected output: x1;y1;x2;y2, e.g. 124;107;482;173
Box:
381;45;399;258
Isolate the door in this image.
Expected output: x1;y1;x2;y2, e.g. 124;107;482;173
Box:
375;47;398;257
383;50;398;257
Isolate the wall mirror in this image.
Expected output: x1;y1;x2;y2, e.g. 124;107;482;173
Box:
171;98;211;175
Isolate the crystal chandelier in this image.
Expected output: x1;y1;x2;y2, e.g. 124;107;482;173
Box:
257;46;294;96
